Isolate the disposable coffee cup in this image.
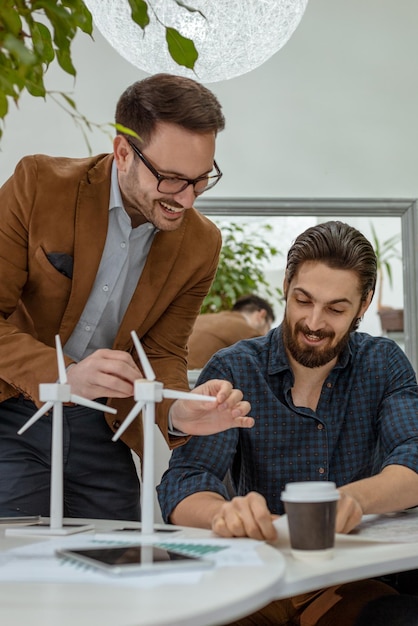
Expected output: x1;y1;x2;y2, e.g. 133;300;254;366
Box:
281;481;340;561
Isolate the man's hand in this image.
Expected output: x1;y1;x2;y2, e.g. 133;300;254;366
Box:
212;492;277;541
335;491;364;534
170;379;253;435
66;349;142;399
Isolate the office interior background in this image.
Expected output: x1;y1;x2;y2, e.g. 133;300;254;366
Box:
0;0;413;335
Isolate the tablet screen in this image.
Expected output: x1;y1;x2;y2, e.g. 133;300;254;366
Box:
56;545;214;575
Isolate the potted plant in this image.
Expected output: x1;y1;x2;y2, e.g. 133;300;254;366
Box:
370;223;403;333
201;222;282;313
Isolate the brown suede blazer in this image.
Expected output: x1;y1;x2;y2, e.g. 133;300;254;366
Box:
0;153;221;459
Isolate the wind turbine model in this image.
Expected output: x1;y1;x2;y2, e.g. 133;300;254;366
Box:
112;330;216;536
7;335;117;536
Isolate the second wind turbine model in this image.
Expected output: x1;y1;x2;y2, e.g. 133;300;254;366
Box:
112;330;216;536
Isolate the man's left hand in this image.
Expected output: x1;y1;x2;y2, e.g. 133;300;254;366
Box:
170;379;253;435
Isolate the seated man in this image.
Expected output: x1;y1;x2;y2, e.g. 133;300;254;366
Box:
158;221;418;626
187;294;275;369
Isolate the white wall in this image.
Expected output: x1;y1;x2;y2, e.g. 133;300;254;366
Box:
2;0;418;194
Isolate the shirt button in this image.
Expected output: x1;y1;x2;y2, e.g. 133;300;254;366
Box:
112;420;121;430
317;423;324;430
120;242;126;248
326;382;332;388
85;325;91;331
103;285;109;292
318;467;325;474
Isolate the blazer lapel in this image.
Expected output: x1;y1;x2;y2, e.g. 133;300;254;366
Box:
59;156;113;342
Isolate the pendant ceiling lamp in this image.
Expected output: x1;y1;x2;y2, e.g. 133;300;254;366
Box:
84;0;309;83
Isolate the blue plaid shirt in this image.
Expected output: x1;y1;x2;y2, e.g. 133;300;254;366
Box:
158;325;418;520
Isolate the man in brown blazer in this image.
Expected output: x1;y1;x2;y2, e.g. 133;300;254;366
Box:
0;74;252;521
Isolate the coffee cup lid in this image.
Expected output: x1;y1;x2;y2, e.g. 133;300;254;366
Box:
281;481;340;503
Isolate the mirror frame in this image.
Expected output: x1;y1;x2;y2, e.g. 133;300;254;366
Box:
196;198;418;373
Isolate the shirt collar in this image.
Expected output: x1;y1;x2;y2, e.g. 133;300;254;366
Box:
110;159;123;211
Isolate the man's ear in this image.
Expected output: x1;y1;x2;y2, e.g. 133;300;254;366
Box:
259;309;267;321
360;290;374;317
283;278;289;299
113;135;132;171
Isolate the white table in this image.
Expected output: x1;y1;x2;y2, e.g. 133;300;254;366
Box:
0;519;285;626
273;511;418;599
1;514;418;626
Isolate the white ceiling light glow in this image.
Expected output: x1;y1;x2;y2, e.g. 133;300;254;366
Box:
85;0;309;83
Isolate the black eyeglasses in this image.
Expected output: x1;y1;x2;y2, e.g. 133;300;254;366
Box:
127;139;222;195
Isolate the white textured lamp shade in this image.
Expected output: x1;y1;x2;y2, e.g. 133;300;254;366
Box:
85;0;309;83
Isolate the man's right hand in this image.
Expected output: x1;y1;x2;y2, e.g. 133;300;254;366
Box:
66;349;142;399
211;492;278;541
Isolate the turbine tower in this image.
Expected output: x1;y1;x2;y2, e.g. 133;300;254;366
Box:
112;331;216;536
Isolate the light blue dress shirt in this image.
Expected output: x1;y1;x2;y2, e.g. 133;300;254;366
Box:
64;161;158;361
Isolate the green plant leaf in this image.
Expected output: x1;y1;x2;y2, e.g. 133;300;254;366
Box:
62;0;93;34
0;91;8;117
25;65;46;97
113;123;141;140
56;44;76;75
165;27;198;70
3;33;36;66
128;0;150;29
0;5;22;36
60;92;77;109
30;21;55;63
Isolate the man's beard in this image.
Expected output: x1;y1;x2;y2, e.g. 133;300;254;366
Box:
282;314;357;368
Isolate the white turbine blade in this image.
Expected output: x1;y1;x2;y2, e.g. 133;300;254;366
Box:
131;331;155;381
163;389;216;402
17;402;54;435
112;401;145;441
69;395;117;414
55;335;67;384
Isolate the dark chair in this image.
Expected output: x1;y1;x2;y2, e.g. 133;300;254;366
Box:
354;594;418;626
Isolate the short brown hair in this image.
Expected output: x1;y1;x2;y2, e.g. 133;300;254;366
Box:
285;221;377;303
115;73;225;147
232;294;275;322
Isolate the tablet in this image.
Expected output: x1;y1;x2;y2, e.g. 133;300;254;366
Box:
0;515;41;524
56;544;215;576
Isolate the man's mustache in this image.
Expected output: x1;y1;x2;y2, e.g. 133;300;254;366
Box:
295;323;335;340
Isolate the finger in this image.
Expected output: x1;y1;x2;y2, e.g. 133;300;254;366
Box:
90;372;136;397
229;400;251;418
335;495;362;534
216;386;241;408
248;494;278;541
222;507;248;537
99;357;142;382
212;513;236;538
226;494;273;540
231;415;255;429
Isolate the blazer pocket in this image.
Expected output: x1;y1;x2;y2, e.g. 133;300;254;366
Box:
34;247;73;291
46;252;73;279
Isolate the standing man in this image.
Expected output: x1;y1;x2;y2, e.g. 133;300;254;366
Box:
158;221;418;625
187;294;275;369
0;73;252;521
